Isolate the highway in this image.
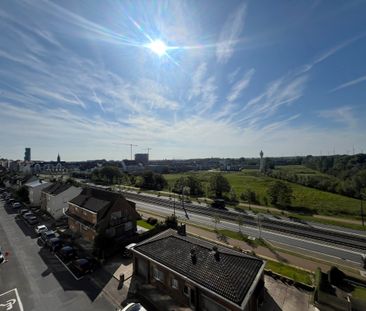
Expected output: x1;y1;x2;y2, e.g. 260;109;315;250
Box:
120;190;366;266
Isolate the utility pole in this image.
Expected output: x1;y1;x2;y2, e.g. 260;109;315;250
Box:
144;148;152;156
122;143;138;160
362;199;364;227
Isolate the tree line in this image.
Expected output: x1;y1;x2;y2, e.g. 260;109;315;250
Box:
266;154;366;198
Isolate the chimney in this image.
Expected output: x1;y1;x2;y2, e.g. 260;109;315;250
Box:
177;224;186;236
190;248;197;264
212;246;220;261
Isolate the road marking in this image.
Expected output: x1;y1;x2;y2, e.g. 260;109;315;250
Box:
54;254;83;281
218;218;365;255
0;288;23;311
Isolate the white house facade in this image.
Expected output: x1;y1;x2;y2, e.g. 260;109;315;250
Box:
25;180;52;206
41;183;82;219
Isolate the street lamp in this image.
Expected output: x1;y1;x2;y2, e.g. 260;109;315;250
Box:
257;214;263;239
361;191;366;227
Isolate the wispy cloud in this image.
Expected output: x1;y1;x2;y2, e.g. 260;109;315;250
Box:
188;62;217;114
330;74;366;92
297;33;366;74
216;3;247;63
226;68;255;102
318;106;357;128
236;74;308;128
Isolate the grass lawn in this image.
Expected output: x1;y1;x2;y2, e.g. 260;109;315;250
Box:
266;260;313;285
137;220;155;230
163;170;361;217
352;286;366;300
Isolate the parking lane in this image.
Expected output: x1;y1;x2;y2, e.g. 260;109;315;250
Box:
0;288;23;311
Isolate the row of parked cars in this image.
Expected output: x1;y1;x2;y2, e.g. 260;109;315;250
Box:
1;188;98;276
36;227;98;275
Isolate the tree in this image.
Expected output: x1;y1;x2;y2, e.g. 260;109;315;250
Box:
267;181;293;207
139;171;167;190
240;189;257;206
16;186;29;203
208;173;230;198
165;214;178;229
229;188;238;203
172;175;203;196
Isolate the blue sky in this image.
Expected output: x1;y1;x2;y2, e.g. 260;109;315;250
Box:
0;0;366;161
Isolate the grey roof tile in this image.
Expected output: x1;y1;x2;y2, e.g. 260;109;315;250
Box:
134;229;264;306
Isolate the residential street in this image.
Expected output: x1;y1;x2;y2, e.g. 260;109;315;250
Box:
0;200;115;311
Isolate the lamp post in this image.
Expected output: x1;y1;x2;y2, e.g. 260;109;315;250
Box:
362;199;364;227
257;214;262;239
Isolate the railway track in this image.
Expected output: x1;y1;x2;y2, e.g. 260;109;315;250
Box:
122;191;366;252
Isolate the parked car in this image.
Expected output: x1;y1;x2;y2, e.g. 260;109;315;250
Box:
40;230;56;244
0;247;5;264
19;208;29;216
46;237;63;252
26;216;39;225
35;225;48;235
12;202;22;209
56;246;76;262
71;258;98;275
121;303;147;311
22;212;34;219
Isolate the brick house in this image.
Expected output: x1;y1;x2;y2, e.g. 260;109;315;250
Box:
132;229;266;311
65;187;139;241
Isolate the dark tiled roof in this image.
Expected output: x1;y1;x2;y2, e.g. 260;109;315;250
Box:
134;229;264;306
43;182;72;195
69;187;127;213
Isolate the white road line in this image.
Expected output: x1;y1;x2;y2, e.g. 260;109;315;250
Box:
54;254;83;281
0;288;23;311
273;241;362;266
14;288;23;311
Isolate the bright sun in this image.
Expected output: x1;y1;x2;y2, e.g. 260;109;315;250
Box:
148;40;167;56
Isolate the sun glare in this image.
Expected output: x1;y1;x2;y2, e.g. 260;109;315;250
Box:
148;40;167;56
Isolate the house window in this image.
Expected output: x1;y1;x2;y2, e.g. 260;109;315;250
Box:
171;278;178;289
125;221;133;231
184;285;189;296
153;267;164;282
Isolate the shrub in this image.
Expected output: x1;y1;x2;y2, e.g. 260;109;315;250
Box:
147;217;158;225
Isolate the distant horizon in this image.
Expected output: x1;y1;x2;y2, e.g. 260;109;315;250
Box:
2;151;365;163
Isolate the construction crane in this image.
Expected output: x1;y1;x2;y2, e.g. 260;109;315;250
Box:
144;148;152;157
122;143;138;160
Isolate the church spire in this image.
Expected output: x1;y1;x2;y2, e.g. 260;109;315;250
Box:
57;153;61;163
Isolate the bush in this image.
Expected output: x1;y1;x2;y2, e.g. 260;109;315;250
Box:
328;266;345;286
147;217;158;225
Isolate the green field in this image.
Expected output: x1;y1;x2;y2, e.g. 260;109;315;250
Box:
163;169;361;217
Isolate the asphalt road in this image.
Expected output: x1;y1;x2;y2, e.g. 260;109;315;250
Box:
135;200;366;266
0;200;114;311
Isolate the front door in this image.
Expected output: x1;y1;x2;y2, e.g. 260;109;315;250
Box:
189;287;196;309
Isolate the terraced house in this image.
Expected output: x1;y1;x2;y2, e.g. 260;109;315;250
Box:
66;187;139;241
132;229;266;311
41;182;82;219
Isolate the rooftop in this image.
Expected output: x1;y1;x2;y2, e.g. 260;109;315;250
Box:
133;229;265;307
43;182;73;195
